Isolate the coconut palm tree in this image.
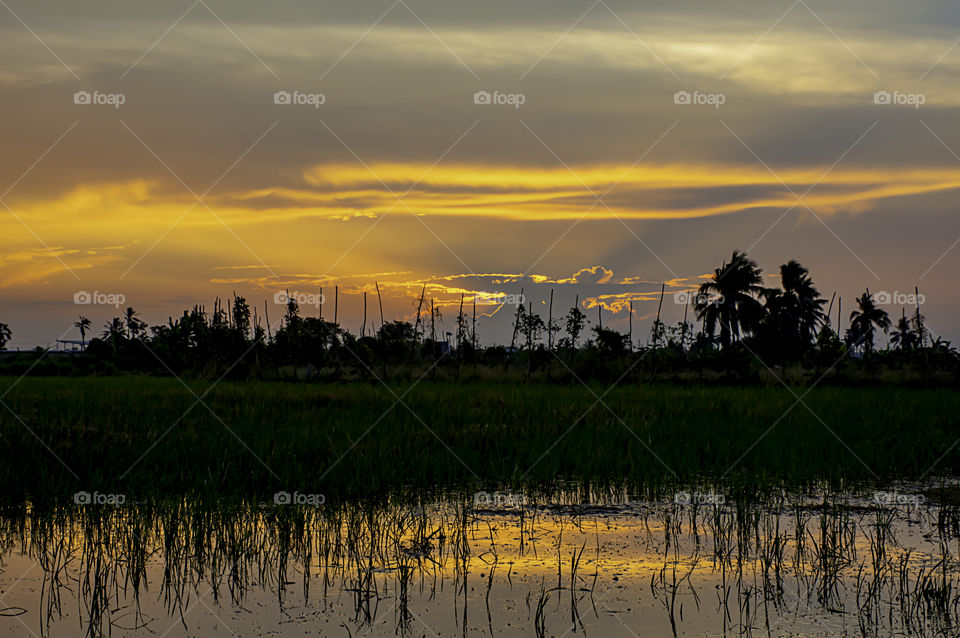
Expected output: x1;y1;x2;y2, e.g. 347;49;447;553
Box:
848;289;890;355
931;337;958;356
759;259;827;359
103;317;125;345
778;260;826;346
124;307;145;339
890;309;918;351
696;250;767;348
74;316;91;351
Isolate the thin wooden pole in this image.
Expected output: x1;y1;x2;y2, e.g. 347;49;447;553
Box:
656;282;665;323
915;285;924;347
264;300;271;341
528;302;534;350
430;299;436;344
597;303;602;330
376;281;384;330
457;294;464;351
837;297;842;335
334;285;338;325
682;297;689;348
362;291;367;337
509;288;524;352
472;294;477;351
548;288;554;351
415;283;426;339
628;301;633;352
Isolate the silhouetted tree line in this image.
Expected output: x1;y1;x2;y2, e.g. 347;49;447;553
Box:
1;250;958;383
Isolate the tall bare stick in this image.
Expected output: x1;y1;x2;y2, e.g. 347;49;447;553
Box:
375;281;384;331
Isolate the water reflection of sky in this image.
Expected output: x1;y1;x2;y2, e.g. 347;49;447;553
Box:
0;495;957;637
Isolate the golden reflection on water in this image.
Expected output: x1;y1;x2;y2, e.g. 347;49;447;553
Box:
0;492;959;637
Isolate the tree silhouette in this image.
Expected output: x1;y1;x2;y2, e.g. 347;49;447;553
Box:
232;296;251;338
696;250;766;348
74;316;92;351
516;304;546;351
760;260;826;357
848;290;891;355
0;322;11;351
778;259;826;346
890;309;918;351
593;326;629;354
124;307;146;340
3;250;952;382
103;317;125;348
284;292;301;329
564;304;586;349
377;320;416;359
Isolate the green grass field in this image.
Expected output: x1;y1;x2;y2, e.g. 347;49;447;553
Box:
1;376;958;502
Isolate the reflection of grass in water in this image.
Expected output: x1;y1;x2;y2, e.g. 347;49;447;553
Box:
2;377;960;501
3;494;960;637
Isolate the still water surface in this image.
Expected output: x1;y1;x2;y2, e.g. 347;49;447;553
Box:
1;485;957;637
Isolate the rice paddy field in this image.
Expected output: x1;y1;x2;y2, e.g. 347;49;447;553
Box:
3;376;960;636
1;376;959;498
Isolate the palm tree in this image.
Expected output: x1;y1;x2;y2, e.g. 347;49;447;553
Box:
931;337;958;356
759;259;827;359
696;250;767;348
124;307;144;339
103;317;125;345
74;316;91;351
890;309;918;351
0;322;11;351
848;289;891;355
778;260;826;347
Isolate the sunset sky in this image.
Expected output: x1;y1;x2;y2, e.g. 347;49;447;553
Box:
2;0;960;347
